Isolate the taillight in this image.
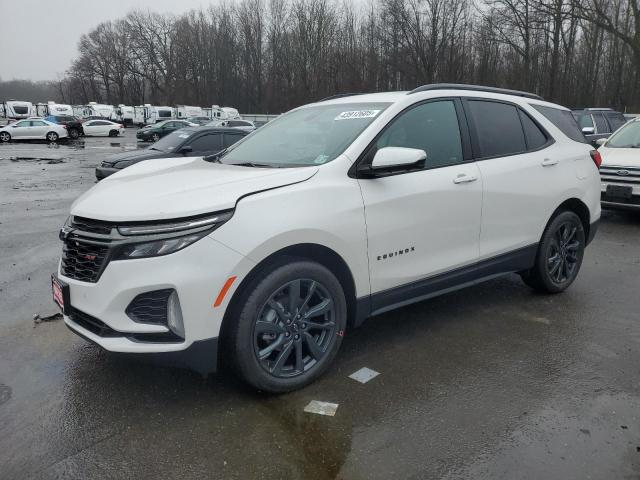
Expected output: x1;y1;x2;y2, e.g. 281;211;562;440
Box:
590;150;602;168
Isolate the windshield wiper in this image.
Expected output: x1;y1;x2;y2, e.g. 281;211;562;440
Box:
232;162;279;168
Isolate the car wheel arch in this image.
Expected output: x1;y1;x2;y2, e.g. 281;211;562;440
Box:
549;198;591;240
218;243;358;364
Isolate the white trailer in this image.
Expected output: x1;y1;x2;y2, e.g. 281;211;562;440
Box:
112;104;135;126
176;105;204;119
1;100;34;119
35;101;74;117
133;104;175;126
208;105;241;120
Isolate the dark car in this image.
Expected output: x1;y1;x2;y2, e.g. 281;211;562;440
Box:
187;116;211;125
44;115;84;139
136;119;196;142
96;127;247;179
572;108;627;146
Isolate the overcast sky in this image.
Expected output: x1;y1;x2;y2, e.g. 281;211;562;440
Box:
1;0;210;82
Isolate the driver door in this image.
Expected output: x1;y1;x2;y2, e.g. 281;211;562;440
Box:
357;99;483;297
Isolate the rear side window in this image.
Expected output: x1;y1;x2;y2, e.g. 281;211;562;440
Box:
223;133;245;148
467;100;526;157
605;112;626;131
593;113;609;133
519;110;548;150
189;134;222;151
532;105;586;143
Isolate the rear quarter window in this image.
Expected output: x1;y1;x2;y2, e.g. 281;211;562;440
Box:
532;105;586;143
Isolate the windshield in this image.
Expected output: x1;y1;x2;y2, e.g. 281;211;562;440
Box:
150;129;192;152
220;102;391;167
606;120;640;148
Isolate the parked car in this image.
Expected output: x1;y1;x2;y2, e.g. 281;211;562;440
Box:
206;119;256;132
136;119;197;142
0;118;68;142
96;127;247;179
572;108;627;146
82;119;125;137
594;118;640;211
54;84;600;392
187;116;212;126
44;115;84;139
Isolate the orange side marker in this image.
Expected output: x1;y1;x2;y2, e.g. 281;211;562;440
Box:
213;276;237;307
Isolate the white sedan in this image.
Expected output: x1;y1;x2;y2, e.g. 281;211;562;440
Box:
0;118;68;142
82;119;125;137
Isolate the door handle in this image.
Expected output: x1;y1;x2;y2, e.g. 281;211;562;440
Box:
453;173;478;184
541;158;558;167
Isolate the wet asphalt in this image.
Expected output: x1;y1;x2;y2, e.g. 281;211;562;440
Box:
0;130;639;479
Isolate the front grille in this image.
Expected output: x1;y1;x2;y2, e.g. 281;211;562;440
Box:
61;236;110;282
126;289;173;324
600;165;640;186
71;216;115;235
69;307;121;337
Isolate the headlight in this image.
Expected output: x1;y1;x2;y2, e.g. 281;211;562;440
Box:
113;211;233;260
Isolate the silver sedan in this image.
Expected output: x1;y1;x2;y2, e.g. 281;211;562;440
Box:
0;118;68;142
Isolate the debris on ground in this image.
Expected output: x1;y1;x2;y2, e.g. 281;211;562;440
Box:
33;312;63;324
304;400;339;416
349;367;380;384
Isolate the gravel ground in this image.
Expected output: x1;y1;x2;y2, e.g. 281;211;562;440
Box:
0;132;639;479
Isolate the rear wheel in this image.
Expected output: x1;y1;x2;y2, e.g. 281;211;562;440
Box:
108;129;118;137
46;131;59;142
68;128;80;139
228;260;347;392
521;211;585;293
151;133;160;142
0;132;10;143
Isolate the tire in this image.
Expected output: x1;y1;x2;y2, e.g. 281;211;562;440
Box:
227;259;347;392
151;133;160;142
68;128;80;139
46;131;59;142
108;130;118;137
521;211;586;293
0;132;10;143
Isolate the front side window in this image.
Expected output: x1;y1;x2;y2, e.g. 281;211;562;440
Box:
30;121;46;126
223;132;245;148
468;100;526;157
149;130;193;152
604;121;640;148
13;121;29;127
221;102;391;167
374;100;463;169
189;134;222;151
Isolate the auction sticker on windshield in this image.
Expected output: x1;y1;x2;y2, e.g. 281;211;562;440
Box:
335;110;381;121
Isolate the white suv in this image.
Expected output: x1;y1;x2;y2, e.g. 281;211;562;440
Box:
53;84;601;392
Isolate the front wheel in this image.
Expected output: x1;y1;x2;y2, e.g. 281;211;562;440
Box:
228;260;347;392
521;211;585;293
151;133;160;142
68;128;80;139
108;130;118;137
46;131;59;142
0;132;10;143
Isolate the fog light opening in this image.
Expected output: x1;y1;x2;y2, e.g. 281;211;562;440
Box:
167;290;185;339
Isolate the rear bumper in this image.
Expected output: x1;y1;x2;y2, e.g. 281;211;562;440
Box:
66;318;218;374
95;166;119;180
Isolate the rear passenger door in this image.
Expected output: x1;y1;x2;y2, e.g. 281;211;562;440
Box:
464;99;560;259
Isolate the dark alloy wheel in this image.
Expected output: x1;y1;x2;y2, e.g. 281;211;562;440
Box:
254;279;337;378
521;211;585;293
151;133;160;142
0;132;10;143
69;128;80;139
228;260;347;392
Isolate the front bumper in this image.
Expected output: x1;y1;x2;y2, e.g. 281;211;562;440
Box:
58;235;256;366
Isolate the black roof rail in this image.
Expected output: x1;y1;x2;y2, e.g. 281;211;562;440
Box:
408;83;543;101
318;93;364;102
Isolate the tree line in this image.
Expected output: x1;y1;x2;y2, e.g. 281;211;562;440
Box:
9;0;640;113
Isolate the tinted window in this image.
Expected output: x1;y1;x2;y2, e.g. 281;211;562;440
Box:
13;106;29;114
30;121;46;126
223;133;245;148
158;110;172;118
593;113;609;133
189;134;223;151
532;105;586;143
519;110;548;150
605;112;626;131
151;130;193;152
574;113;594;130
468;101;526;157
375;100;463;168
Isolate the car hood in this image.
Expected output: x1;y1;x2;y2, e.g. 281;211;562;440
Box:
599;146;640;167
102;149;168;166
72;157;319;222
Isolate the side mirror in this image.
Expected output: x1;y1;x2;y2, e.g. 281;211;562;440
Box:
582;127;595;135
179;145;193;155
371;147;426;170
595;138;607;147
